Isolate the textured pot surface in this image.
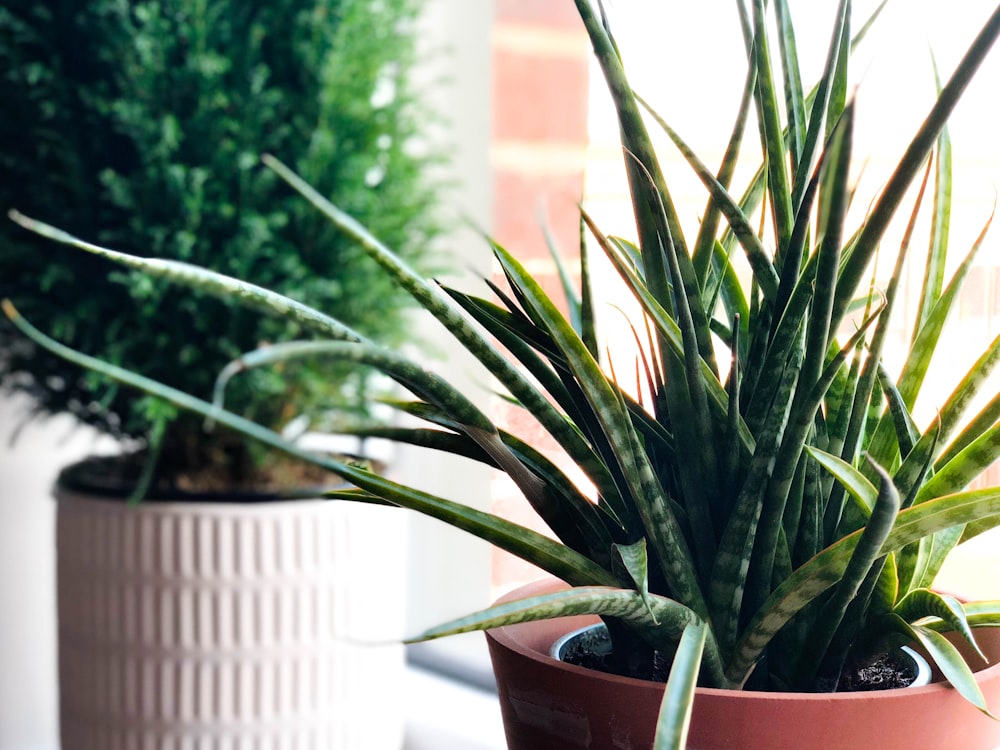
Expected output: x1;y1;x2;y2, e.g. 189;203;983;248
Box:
56;488;407;750
487;579;1000;750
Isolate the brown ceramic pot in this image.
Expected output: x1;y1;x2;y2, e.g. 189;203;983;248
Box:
486;579;1000;750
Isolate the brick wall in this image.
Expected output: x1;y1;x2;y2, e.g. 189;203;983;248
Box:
489;1;590;592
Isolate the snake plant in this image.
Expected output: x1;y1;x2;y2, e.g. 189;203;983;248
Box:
7;1;1000;746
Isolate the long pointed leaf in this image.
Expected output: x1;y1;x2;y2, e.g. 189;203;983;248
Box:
730;485;1000;683
832;6;1000;331
8;210;367;343
2;301;621;589
654;621;708;750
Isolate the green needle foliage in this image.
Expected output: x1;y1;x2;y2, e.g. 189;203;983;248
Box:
0;0;440;487
7;1;1000;744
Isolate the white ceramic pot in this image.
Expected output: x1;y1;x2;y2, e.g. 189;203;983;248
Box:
55;488;407;750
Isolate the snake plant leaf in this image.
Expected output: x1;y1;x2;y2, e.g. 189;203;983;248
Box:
539;201;583;335
925;600;1000;629
336;424;497;465
442;288;577;410
540;208;599;357
806;301;884;414
832;5;1000;333
637;96;779;301
655;194;724;569
842;154;934;487
590;226;755;459
711;341;803;656
729;486;1000;684
894;589;985;661
705;237;752;340
897;208;995;410
347;419;621;565
849;1;890;58
899;619;995;718
263;155;622;505
904;522;965;594
747;102;858;600
870;553;900;614
773;0;806;173
492;241;710;617
654;620;708;750
749;0;795;254
3;301;622;589
918;420;1000;504
797;459;900;685
933;334;1000;467
453;277;674;498
7;210;367;344
877;366;922;460
790;0;851;208
413;585;727;688
211;340;496;433
574;0;688;329
214;338;618;563
691;63;757;289
410;585;712;660
630;153;721;381
723;317;743;513
613;539;656;616
916;57;954;333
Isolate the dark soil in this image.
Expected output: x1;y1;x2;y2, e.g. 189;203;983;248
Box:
560;626;671;683
559;626;919;692
832;650;918;692
58;448;368;501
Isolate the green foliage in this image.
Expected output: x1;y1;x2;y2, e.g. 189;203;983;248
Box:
0;0;440;480
8;1;1000;745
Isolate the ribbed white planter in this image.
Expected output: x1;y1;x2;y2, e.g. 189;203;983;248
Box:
55;489;407;750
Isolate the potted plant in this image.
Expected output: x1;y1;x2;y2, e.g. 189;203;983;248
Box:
7;0;1000;748
0;0;438;747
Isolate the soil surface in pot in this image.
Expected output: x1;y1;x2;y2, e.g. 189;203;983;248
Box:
560;626;918;692
59;446;368;501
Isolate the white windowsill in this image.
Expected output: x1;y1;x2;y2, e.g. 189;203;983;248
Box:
403;664;506;750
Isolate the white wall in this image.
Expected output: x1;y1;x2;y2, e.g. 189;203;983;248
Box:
0;396;117;750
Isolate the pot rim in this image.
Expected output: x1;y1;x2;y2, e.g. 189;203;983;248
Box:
54;452;377;504
53;487;396;516
487;578;1000;701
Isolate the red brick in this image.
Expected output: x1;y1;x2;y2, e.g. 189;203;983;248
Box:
495;0;584;29
493;168;585;260
493;49;589;143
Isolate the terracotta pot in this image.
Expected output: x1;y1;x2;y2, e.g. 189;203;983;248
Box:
486;579;1000;750
56;484;407;750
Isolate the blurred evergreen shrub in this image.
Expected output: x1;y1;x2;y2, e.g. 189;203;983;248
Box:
0;0;441;482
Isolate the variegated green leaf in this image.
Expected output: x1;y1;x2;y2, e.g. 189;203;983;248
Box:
410;586;727;687
654;620;708;750
637;95;779;300
832;6;1000;331
729;486;1000;683
796;459;900;685
902;621;994;718
805;447;878;516
3;302;621;590
8;210;366;343
614;539;655;617
262;155;623;511
894;589;985;661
